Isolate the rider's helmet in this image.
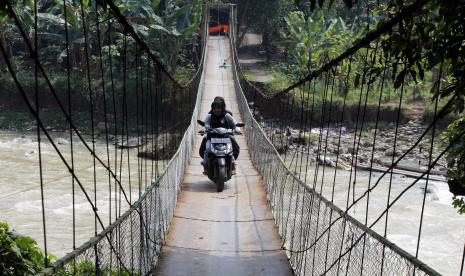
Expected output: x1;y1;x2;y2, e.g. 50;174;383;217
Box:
211;97;226;114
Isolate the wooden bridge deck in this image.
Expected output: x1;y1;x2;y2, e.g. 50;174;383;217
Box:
155;37;292;275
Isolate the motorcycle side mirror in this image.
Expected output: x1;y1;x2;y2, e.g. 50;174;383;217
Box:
197;120;205;126
236;123;245;127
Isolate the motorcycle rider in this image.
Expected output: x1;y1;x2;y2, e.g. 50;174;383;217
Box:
201;96;240;175
209;96;233;116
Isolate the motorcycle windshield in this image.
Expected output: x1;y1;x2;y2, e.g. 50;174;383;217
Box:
211;128;228;135
208;128;232;138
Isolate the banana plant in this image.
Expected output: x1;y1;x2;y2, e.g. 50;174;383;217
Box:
283;10;362;73
2;0;201;71
116;0;202;70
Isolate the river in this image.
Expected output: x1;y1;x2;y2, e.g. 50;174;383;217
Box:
0;130;463;275
0;130;165;259
286;154;464;276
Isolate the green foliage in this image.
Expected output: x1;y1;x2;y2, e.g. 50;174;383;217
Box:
282;10;363;74
2;0;202;75
0;221;55;275
382;1;465;111
0;222;139;275
238;0;290;34
173;62;196;83
441;117;465;214
378;1;465;212
119;0;203;67
53;260;137;276
452;197;465;215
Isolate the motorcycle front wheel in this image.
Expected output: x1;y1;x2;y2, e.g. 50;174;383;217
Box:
217;166;226;192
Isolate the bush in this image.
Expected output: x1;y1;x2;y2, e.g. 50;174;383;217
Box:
53;261;137;276
441;117;465;214
422;99;457;128
0;221;54;275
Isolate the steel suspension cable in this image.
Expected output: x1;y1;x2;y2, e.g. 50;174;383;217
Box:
261;0;431;98
34;0;48;267
0;37;132;275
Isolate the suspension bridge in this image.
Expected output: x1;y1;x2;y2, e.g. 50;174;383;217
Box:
0;1;464;275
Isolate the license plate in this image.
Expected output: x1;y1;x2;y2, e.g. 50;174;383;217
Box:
211;138;229;144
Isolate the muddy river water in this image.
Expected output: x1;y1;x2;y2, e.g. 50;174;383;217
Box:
0;131;164;259
0;130;463;275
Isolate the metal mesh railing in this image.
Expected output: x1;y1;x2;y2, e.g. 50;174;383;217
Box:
228;5;441;276
43;34;206;274
0;0;208;274
44;19;207;274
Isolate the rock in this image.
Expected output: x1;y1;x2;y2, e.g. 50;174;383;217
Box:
337;159;351;170
138;133;181;160
358;154;368;164
291;135;307;146
118;137;140;148
384;138;393;144
373;155;382;164
24;150;36;157
377;143;390;151
399;146;409;153
420;183;439;201
384;148;398;156
318;156;336;168
361;140;373;147
55;138;68;145
329;146;339;154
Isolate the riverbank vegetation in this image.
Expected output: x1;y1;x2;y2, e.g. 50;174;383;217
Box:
0;0;203;132
229;0;465;213
0;221;54;275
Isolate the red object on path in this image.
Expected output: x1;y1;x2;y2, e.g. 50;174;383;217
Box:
208;24;230;35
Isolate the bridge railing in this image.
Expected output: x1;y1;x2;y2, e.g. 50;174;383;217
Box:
0;0;208;274
43;6;209;275
229;4;441;276
47;40;206;274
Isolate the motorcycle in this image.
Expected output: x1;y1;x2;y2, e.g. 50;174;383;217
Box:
197;119;244;192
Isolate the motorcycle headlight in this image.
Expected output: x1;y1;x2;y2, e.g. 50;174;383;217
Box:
215;144;226;150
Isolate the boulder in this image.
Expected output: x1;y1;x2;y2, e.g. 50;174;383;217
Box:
55;138;68;145
384;148;398;156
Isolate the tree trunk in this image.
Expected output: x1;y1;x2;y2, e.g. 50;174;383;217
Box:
263;31;271;63
432;67;439;82
236;0;249;48
236;25;249;49
413;86;420;100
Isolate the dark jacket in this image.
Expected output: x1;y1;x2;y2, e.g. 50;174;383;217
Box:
206;112;236;129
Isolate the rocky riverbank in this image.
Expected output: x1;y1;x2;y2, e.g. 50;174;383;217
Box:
260;119;447;175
